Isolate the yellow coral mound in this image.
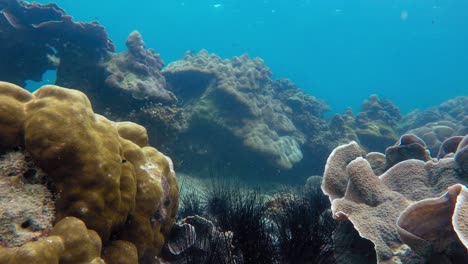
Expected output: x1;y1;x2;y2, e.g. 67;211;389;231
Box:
0;82;179;263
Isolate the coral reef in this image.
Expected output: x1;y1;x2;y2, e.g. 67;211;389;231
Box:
0;0;114;87
163;50;304;169
322;134;468;263
398;97;468;156
158;50;338;181
405;120;466;157
104;31;175;103
399;96;468;133
331;95;401;152
0;82;179;262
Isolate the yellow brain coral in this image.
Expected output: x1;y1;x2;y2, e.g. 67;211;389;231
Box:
0;82;179;263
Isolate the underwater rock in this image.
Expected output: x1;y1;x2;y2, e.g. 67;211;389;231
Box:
0;81;179;262
0;0;114;87
322;134;468;263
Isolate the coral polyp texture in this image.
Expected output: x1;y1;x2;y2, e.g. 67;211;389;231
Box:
0;81;179;263
322;134;468;263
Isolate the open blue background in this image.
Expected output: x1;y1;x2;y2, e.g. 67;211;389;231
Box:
33;0;468;114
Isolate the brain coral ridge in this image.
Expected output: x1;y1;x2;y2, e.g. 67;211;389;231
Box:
0;81;179;263
322;134;468;263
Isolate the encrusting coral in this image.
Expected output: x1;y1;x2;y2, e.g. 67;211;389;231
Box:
0;81;179;263
322;134;468;263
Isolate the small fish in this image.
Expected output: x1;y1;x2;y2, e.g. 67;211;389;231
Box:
213;4;222;9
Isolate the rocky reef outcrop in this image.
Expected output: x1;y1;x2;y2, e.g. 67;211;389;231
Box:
398;96;468;156
0;0;114;87
160;50;334;177
329;94;402;153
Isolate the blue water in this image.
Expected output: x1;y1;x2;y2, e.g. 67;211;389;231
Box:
33;0;468;114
